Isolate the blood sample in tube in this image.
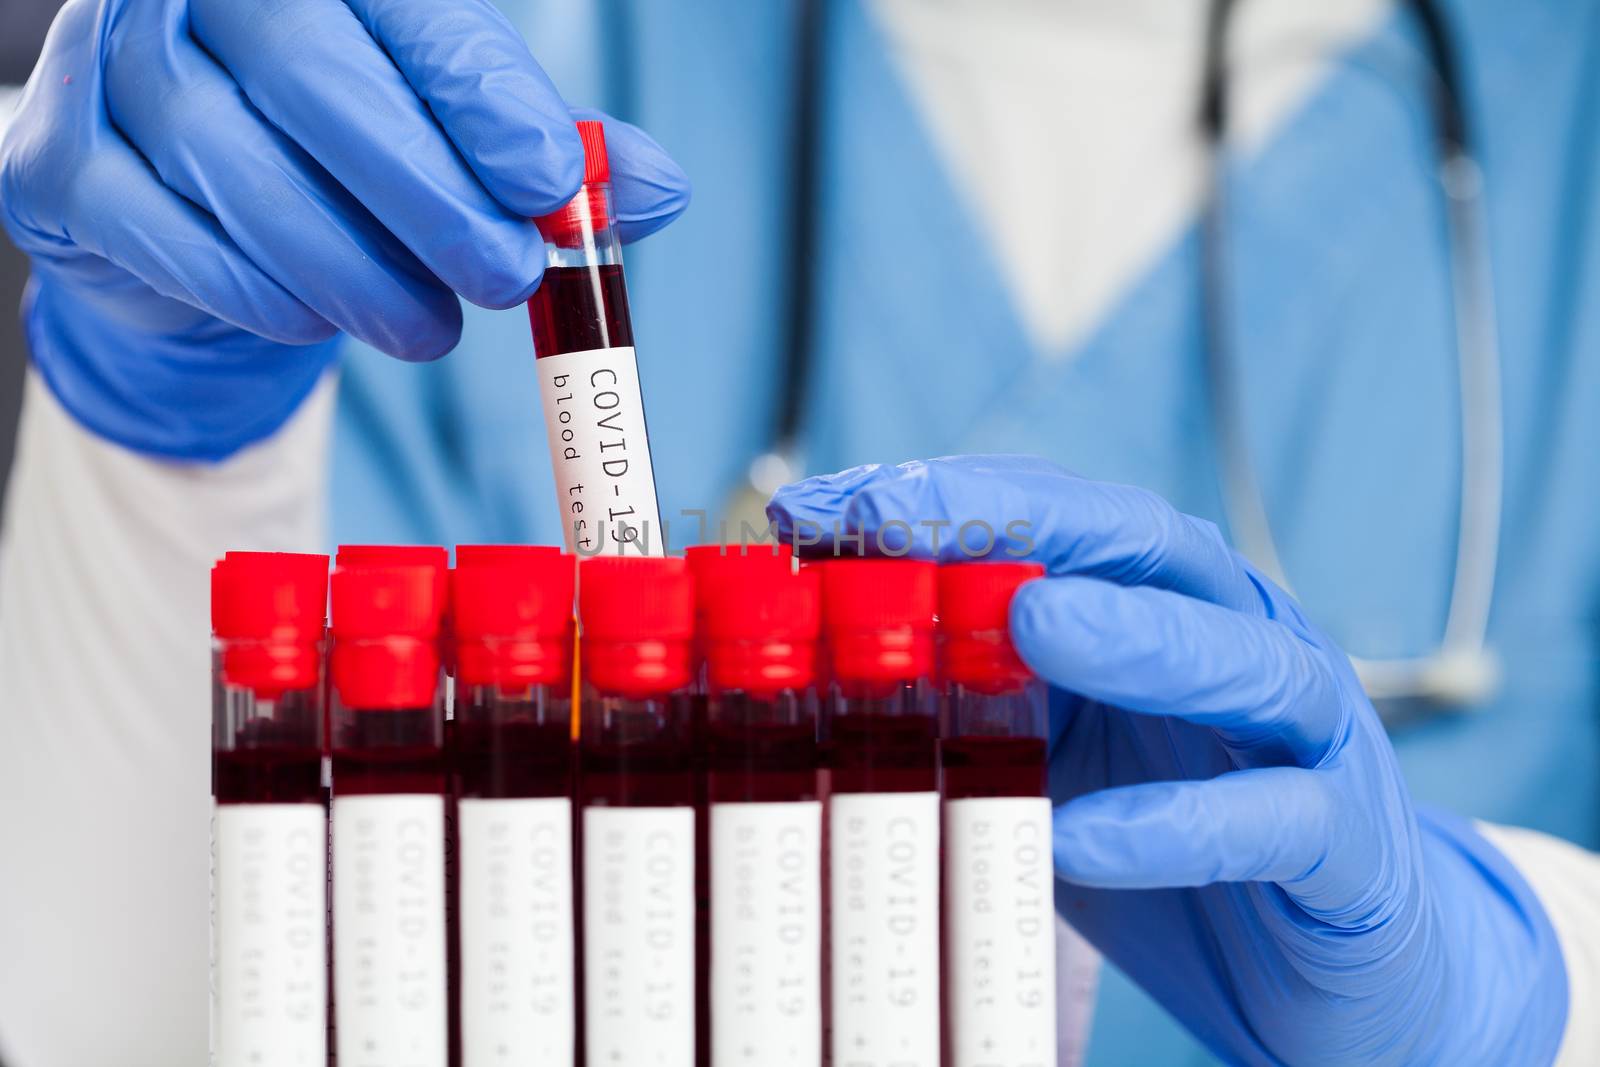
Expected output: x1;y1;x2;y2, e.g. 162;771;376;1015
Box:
577;556;698;1066
939;562;1056;1067
819;560;942;1067
450;551;577;1067
329;563;449;1067
210;552;329;1067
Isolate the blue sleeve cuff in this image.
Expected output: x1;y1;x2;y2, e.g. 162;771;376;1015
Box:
22;278;343;463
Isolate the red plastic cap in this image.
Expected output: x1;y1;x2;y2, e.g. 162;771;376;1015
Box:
687;543;794;616
535;120;612;245
335;545;447;609
331;564;445;639
335;544;448;569
452;553;575;688
576;120;610;184
455;544;562;568
453;553;574;637
684;542;794;569
579;556;693;696
938;562;1044;692
702;569;820;696
212;553;328;696
820;560;937;682
820;559;937;631
329;564;444;708
579;556;693;641
938;562;1045;632
212;552;328;639
703;567;819;641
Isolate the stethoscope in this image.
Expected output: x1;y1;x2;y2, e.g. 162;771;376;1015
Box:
717;0;1504;708
1200;0;1503;707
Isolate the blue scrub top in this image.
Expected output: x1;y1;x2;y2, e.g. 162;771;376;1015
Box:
330;2;1600;1063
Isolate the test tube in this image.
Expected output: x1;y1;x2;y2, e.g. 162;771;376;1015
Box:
529;120;663;556
818;559;942;1066
701;563;824;1066
450;550;577;1067
685;541;795;1063
578;556;697;1066
210;552;329;1067
329;562;450;1067
333;545;455;1063
938;562;1056;1066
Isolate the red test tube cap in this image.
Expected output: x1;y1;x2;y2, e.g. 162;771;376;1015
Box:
576;119;610;184
455;544;563;569
702;568;820;696
684;542;794;568
687;543;794;615
820;559;937;682
330;563;445;709
579;556;693;642
211;552;329;696
452;553;575;688
335;544;449;568
703;566;819;642
536;120;611;244
579;556;693;696
212;552;329;640
938;561;1045;693
819;559;937;631
335;544;448;608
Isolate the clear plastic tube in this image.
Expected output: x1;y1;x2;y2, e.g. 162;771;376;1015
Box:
210;552;329;1067
529;121;662;556
329;562;449;1067
686;541;796;1064
701;563;823;1066
938;562;1057;1067
449;551;577;1067
818;559;941;1067
578;556;697;1066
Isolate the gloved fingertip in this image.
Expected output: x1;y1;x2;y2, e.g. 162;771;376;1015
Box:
614;180;691;244
1051;802;1131;887
267;309;341;347
1009;575;1136;682
571;108;692;242
494;122;586;218
475;269;544;312
1008;578;1074;665
766;464;894;535
452;229;546;311
383;301;464;363
295;319;342;347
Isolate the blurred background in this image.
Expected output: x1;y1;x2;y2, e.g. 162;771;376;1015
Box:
0;0;58;500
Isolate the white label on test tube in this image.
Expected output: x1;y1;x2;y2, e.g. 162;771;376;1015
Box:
537;345;664;556
583;805;695;1067
946;796;1057;1067
213;803;327;1067
333;794;448;1067
711;800;823;1067
458;796;574;1067
829;791;941;1067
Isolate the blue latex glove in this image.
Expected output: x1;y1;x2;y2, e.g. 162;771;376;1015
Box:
770;455;1568;1066
0;0;690;460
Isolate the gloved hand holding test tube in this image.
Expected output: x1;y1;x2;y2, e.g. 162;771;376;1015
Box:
768;454;1569;1067
0;0;689;460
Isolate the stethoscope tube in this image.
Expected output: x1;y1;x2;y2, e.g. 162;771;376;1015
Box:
723;0;826;522
1199;0;1504;707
